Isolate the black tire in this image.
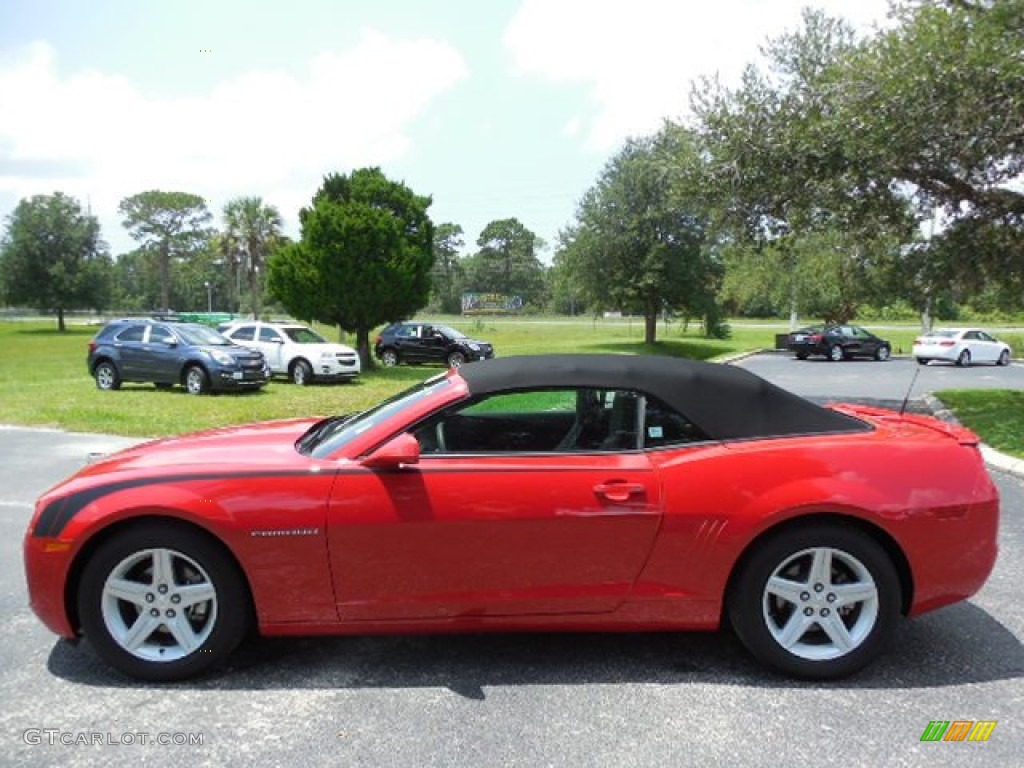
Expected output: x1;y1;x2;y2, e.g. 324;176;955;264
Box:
447;351;466;368
916;358;929;366
828;345;844;362
728;523;901;679
956;349;971;367
290;359;313;385
94;361;121;391
77;522;250;681
795;352;808;361
380;348;399;367
184;365;210;395
874;345;891;362
998;350;1010;367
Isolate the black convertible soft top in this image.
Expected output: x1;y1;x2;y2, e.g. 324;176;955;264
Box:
457;354;868;441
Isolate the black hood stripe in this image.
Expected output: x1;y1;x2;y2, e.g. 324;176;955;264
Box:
33;470;324;539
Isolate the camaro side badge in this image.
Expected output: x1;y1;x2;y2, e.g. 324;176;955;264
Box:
250;528;320;538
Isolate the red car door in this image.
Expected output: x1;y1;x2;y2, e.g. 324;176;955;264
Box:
327;451;662;620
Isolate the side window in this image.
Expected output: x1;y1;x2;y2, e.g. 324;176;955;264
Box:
258;327;281;343
115;324;146;343
963;331;978;341
231;326;255;341
643;395;709;449
413;387;639;454
148;324;175;344
979;332;995;342
395;325;416;339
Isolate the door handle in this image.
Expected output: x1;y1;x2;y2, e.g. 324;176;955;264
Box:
593;482;645;502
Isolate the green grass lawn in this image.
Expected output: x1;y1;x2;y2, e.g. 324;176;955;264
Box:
0;319;763;437
3;319;1021;450
933;389;1024;459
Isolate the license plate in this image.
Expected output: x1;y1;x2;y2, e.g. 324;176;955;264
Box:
232;371;243;380
793;334;806;342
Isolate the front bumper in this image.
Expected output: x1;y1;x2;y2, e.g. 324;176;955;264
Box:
211;364;271;390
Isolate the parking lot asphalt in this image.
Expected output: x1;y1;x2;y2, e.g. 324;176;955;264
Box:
733;352;1024;407
1;420;1022;767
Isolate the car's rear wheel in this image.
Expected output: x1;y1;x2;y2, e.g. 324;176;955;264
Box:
447;351;466;368
184;365;210;395
916;358;929;366
94;361;121;391
380;349;399;367
290;359;313;385
728;523;900;679
795;352;808;361
828;345;844;362
956;349;971;367
998;350;1010;366
874;345;890;362
77;523;250;681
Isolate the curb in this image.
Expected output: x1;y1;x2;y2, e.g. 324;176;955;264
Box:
924;393;1024;478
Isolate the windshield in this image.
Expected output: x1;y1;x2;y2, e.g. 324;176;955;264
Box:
436;325;466;339
305;374;451;458
177;324;232;346
283;326;328;344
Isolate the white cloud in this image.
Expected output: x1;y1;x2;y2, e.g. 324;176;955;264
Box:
0;31;467;244
504;0;892;150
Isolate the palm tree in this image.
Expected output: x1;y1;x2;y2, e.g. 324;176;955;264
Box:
222;197;283;318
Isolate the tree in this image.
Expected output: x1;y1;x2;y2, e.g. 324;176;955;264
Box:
267;168;434;368
693;2;1024;321
463;218;546;306
559;126;722;344
833;0;1024;295
222;197;283;318
429;222;465;314
118;191;212;311
0;192;112;331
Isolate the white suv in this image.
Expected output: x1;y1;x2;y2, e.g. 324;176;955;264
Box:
221;321;360;385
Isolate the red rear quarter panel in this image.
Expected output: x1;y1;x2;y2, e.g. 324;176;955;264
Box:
639;419;998;624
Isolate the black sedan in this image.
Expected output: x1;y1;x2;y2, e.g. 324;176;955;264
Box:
788;325;892;362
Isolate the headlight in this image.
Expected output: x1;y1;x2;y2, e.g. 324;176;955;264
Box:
467;343;480;351
320;352;335;360
209;350;234;365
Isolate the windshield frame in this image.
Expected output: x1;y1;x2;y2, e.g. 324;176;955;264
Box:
304;374;452;458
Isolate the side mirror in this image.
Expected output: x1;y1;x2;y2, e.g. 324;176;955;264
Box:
362;433;420;469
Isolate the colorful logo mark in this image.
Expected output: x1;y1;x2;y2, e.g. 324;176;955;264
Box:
920;720;997;742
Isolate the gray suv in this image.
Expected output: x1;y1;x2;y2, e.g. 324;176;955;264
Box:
87;319;270;395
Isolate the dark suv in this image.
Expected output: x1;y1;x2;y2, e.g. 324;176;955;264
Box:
374;322;495;368
88;319;270;394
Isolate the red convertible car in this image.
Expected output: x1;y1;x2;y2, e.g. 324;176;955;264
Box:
24;355;999;681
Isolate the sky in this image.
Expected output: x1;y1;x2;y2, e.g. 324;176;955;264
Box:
0;0;894;261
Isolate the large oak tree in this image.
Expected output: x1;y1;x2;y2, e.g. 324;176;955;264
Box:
0;192;112;331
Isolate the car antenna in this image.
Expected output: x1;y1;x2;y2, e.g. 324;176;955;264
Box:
899;366;922;417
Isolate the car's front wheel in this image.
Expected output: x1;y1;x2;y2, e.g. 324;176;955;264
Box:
874;345;891;362
184;365;210;395
998;350;1010;366
380;348;399;367
447;351;466;368
728;523;900;679
77;523;250;681
290;359;313;385
94;361;121;391
956;349;971;367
